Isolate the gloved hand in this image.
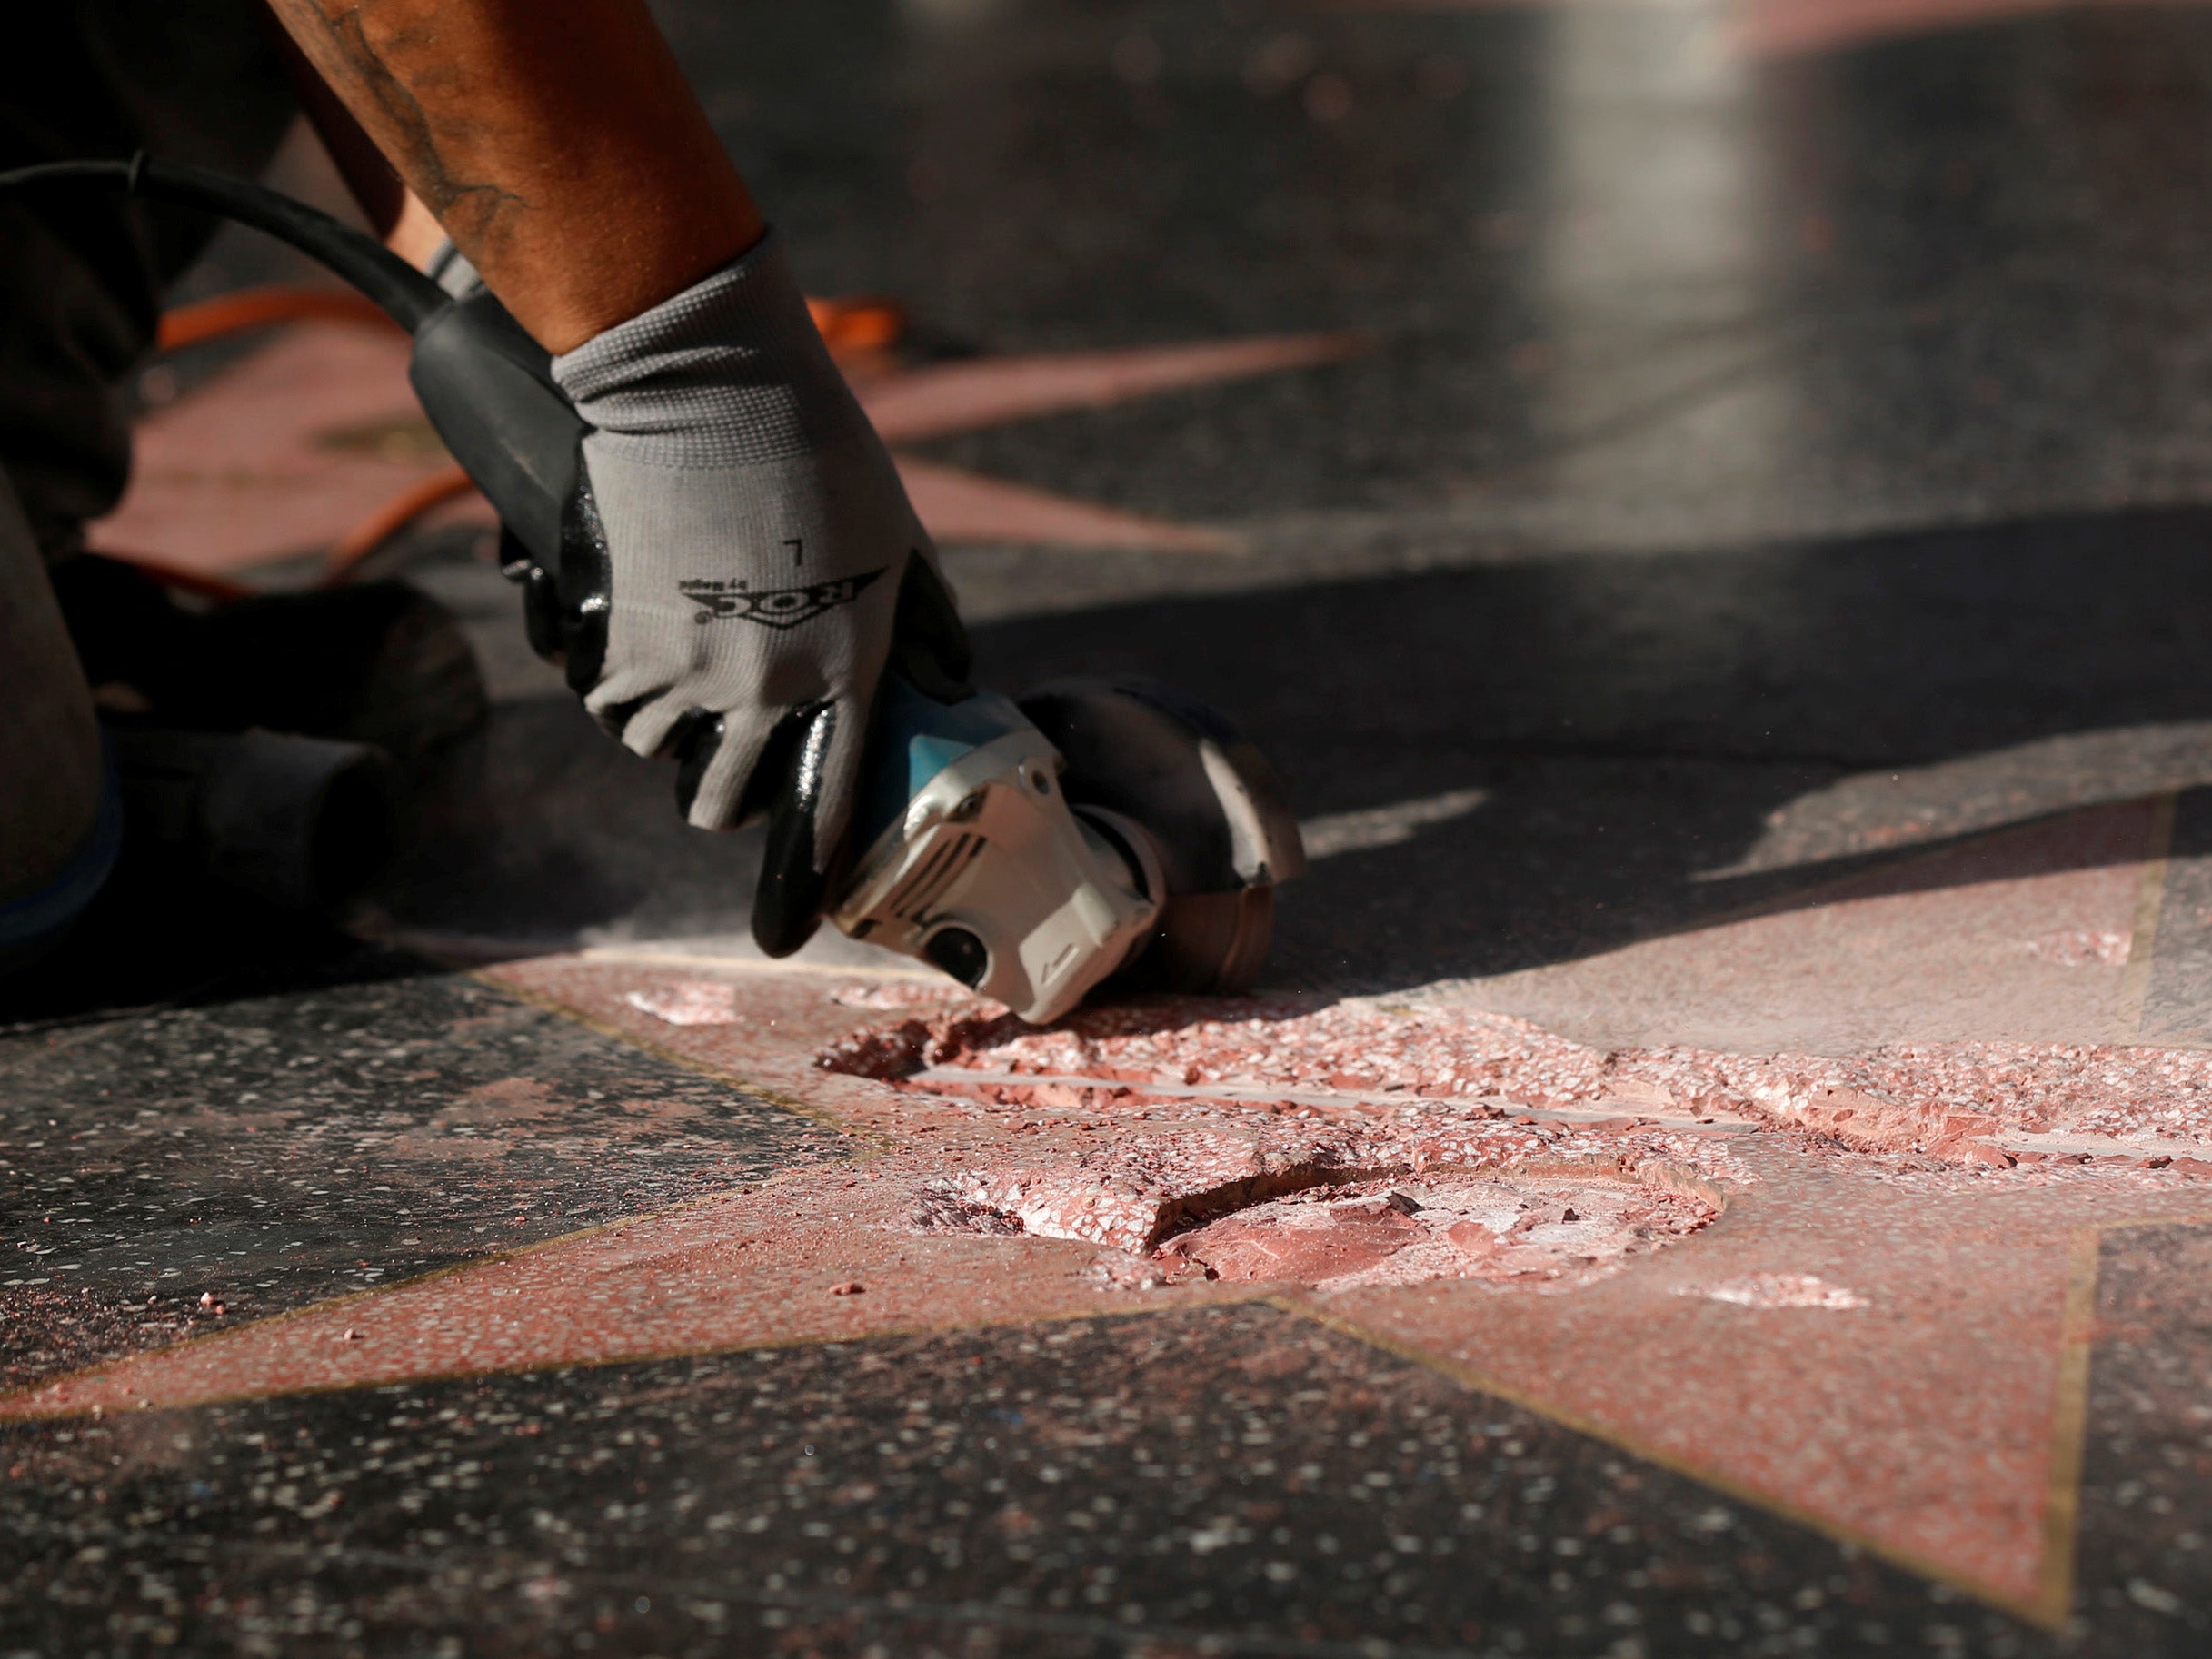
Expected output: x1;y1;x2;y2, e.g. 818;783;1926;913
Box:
519;230;965;946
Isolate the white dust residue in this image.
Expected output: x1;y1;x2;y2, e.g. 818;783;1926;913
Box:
1679;1273;1868;1310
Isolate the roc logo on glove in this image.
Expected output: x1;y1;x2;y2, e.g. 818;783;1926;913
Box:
680;569;884;630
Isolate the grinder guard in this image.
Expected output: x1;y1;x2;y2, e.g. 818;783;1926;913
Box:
1019;677;1304;997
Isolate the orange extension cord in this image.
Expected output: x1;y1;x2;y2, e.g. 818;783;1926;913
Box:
129;283;908;596
154;287;397;353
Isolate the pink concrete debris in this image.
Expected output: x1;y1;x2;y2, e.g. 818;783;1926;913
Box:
917;1129;1361;1253
821;990;2212;1167
1163;1193;1424;1285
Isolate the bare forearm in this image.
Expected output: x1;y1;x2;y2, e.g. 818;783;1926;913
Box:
264;0;763;351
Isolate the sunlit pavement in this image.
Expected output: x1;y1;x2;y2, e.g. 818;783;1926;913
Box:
15;1;2212;1653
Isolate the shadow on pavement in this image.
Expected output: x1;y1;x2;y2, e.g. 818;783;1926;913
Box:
25;501;2212;1019
966;502;2212;990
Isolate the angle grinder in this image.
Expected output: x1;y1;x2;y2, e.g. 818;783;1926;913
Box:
0;155;1304;1020
837;670;1302;1019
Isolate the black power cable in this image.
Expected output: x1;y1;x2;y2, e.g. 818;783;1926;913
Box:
0;153;445;333
0;149;586;575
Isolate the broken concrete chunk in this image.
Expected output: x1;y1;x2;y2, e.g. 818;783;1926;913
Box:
1169;1174;1716;1291
915;1129;1371;1253
1165;1197;1424;1284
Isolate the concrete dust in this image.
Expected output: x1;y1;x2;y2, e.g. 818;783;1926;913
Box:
1677;1274;1870;1310
624;981;741;1026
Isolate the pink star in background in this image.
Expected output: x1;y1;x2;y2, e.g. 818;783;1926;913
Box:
92;313;1360;573
1728;0;2201;57
1308;0;2212;59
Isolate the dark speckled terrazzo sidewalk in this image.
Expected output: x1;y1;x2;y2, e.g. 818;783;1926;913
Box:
25;0;2212;1653
0;965;846;1390
0;1307;2086;1658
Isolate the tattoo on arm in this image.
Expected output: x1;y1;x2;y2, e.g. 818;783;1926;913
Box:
265;0;764;348
275;2;530;247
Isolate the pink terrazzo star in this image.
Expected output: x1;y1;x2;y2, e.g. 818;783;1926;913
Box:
9;939;2212;1632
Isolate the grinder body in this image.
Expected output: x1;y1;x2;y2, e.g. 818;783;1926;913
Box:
832;676;1159;1020
834;672;1303;1022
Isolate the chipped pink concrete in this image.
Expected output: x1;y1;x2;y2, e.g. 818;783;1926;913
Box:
1158;1172;1717;1291
822;972;2212;1166
1166;1190;1428;1285
458;961;2212;1609
918;1128;1364;1253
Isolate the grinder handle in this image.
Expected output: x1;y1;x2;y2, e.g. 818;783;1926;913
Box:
750;558;980;958
407;292;589;579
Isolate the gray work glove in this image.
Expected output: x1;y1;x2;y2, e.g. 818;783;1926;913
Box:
541;231;957;896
